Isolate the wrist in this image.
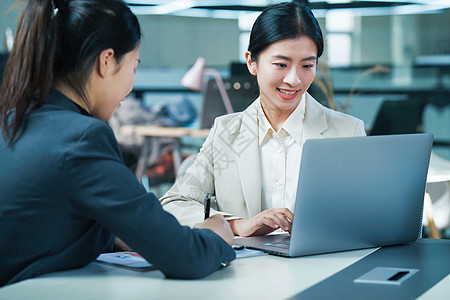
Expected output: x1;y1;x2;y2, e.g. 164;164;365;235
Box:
227;219;243;236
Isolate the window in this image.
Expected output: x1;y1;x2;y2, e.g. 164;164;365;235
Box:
326;9;354;67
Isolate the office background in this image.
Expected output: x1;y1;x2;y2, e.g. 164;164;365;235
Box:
1;1;449;169
3;1;448;67
4;1;448;155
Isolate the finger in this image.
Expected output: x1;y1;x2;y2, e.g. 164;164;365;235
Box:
271;208;294;222
268;213;292;232
268;209;294;230
284;209;294;223
260;215;280;230
262;214;290;231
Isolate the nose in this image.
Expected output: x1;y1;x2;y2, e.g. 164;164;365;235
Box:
283;67;301;86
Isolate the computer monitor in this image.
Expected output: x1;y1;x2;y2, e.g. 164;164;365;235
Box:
199;76;258;129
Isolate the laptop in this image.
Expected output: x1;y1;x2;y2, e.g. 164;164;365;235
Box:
234;133;433;257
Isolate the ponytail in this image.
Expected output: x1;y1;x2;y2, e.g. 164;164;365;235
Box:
0;0;140;144
0;0;57;143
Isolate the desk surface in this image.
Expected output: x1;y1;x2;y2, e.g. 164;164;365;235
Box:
0;247;448;300
120;125;210;139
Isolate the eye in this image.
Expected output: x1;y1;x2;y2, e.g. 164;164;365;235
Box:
274;63;287;68
134;59;141;74
302;64;315;70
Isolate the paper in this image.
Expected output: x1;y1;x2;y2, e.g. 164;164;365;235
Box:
96;247;265;272
235;248;265;258
96;251;156;270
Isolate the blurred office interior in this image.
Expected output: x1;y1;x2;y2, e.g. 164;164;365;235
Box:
1;0;449;152
4;0;447;156
1;1;450;215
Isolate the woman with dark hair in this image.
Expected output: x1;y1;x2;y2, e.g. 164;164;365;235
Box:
0;0;234;286
161;2;366;237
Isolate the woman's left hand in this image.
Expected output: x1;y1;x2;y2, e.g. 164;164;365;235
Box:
228;208;294;237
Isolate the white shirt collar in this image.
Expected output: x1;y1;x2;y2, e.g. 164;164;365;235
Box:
258;103;272;146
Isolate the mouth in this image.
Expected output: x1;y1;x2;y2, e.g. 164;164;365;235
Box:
277;88;300;100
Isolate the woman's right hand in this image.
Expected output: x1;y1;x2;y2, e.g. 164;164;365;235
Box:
193;214;235;246
228;208;294;237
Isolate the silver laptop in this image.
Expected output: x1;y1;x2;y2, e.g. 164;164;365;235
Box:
234;133;433;257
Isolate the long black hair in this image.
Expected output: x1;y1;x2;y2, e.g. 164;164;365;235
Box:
248;1;323;61
0;0;141;143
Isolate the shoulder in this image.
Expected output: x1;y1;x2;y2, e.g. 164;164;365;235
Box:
307;94;362;125
324;108;365;136
37;98;116;140
323;105;362;125
66;119;119;156
214;111;242;128
33;102;121;161
59;113;117;147
212;99;259;131
305;94;365;136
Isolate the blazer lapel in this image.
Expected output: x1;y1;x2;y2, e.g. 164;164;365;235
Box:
227;94;329;217
231;101;262;217
302;93;329;143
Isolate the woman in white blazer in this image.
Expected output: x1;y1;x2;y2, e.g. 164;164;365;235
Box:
161;1;366;236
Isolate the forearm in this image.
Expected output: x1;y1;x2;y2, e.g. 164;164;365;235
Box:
161;199;206;227
228;219;244;236
66;124;235;279
97;194;236;279
228;218;268;237
163;198;238;228
228;208;294;237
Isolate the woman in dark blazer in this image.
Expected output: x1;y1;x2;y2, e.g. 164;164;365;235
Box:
0;0;234;287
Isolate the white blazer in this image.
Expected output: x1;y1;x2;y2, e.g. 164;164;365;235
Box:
160;93;366;227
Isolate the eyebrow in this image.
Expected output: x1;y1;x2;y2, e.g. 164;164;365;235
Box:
271;55;317;62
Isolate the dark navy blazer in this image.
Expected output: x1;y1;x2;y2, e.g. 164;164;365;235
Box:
0;90;235;286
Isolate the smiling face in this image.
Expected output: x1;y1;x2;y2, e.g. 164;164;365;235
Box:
90;45;141;121
245;37;317;122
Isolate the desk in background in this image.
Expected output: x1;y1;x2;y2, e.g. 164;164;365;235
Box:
120;125;209;183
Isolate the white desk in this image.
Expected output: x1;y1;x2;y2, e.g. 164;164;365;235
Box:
0;247;448;299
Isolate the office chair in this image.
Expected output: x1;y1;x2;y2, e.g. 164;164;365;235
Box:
369;98;427;136
367;98;449;238
424;153;450;239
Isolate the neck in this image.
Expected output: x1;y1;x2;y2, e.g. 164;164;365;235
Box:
262;109;287;132
260;100;298;132
53;82;91;113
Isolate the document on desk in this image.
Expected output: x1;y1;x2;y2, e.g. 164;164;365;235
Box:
96;252;156;271
234;247;266;258
96;248;264;271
